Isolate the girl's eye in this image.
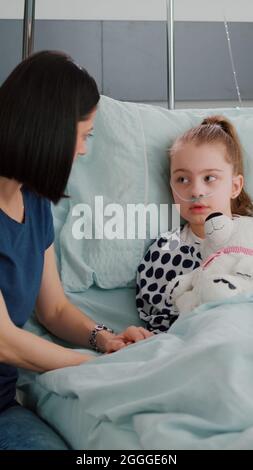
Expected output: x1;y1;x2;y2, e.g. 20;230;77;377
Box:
176;176;189;184
204;175;216;183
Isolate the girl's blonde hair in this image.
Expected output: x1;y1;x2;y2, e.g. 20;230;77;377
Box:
170;115;253;216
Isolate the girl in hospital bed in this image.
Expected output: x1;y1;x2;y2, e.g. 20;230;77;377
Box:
136;115;253;333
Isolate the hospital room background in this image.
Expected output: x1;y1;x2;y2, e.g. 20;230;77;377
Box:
1;0;253;452
1;0;252;108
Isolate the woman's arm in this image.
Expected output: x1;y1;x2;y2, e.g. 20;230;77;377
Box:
35;245;152;353
0;291;93;372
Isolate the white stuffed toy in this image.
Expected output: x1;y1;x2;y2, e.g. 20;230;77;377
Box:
166;212;253;313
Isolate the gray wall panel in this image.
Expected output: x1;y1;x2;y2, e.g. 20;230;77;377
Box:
226;22;253;99
102;21;167;101
0;20;252;102
34;20;102;91
0;20;22;83
175;22;251;101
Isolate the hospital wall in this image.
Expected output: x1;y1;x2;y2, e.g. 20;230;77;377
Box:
0;0;252;102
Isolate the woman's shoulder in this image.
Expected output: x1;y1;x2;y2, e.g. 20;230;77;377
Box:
23;186;51;209
23;186;54;248
23;186;52;225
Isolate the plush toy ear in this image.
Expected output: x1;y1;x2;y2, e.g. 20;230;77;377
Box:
205;212;223;222
202;214;234;260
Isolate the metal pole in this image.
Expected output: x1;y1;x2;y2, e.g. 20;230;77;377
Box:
22;0;35;60
166;0;175;109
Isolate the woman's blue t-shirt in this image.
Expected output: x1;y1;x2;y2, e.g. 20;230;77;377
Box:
0;186;54;412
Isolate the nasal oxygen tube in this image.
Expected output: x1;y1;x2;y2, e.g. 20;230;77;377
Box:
170;182;216;203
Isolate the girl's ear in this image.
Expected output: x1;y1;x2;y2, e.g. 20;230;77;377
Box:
231;174;244;199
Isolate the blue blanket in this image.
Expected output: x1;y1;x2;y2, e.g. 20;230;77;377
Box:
19;293;253;450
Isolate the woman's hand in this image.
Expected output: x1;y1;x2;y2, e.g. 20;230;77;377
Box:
97;326;153;354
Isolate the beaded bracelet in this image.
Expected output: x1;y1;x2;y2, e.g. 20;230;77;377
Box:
89;323;114;352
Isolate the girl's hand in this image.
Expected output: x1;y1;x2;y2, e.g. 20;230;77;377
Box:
97;326;153;354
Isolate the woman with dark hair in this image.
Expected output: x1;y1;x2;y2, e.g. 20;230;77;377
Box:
0;51;152;450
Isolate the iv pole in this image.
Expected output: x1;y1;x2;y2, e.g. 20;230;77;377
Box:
166;0;175;109
22;0;35;59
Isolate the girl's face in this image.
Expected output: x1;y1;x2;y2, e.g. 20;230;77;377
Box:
74;108;97;160
170;142;243;238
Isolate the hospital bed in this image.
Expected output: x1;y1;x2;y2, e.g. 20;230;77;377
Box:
17;96;253;449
